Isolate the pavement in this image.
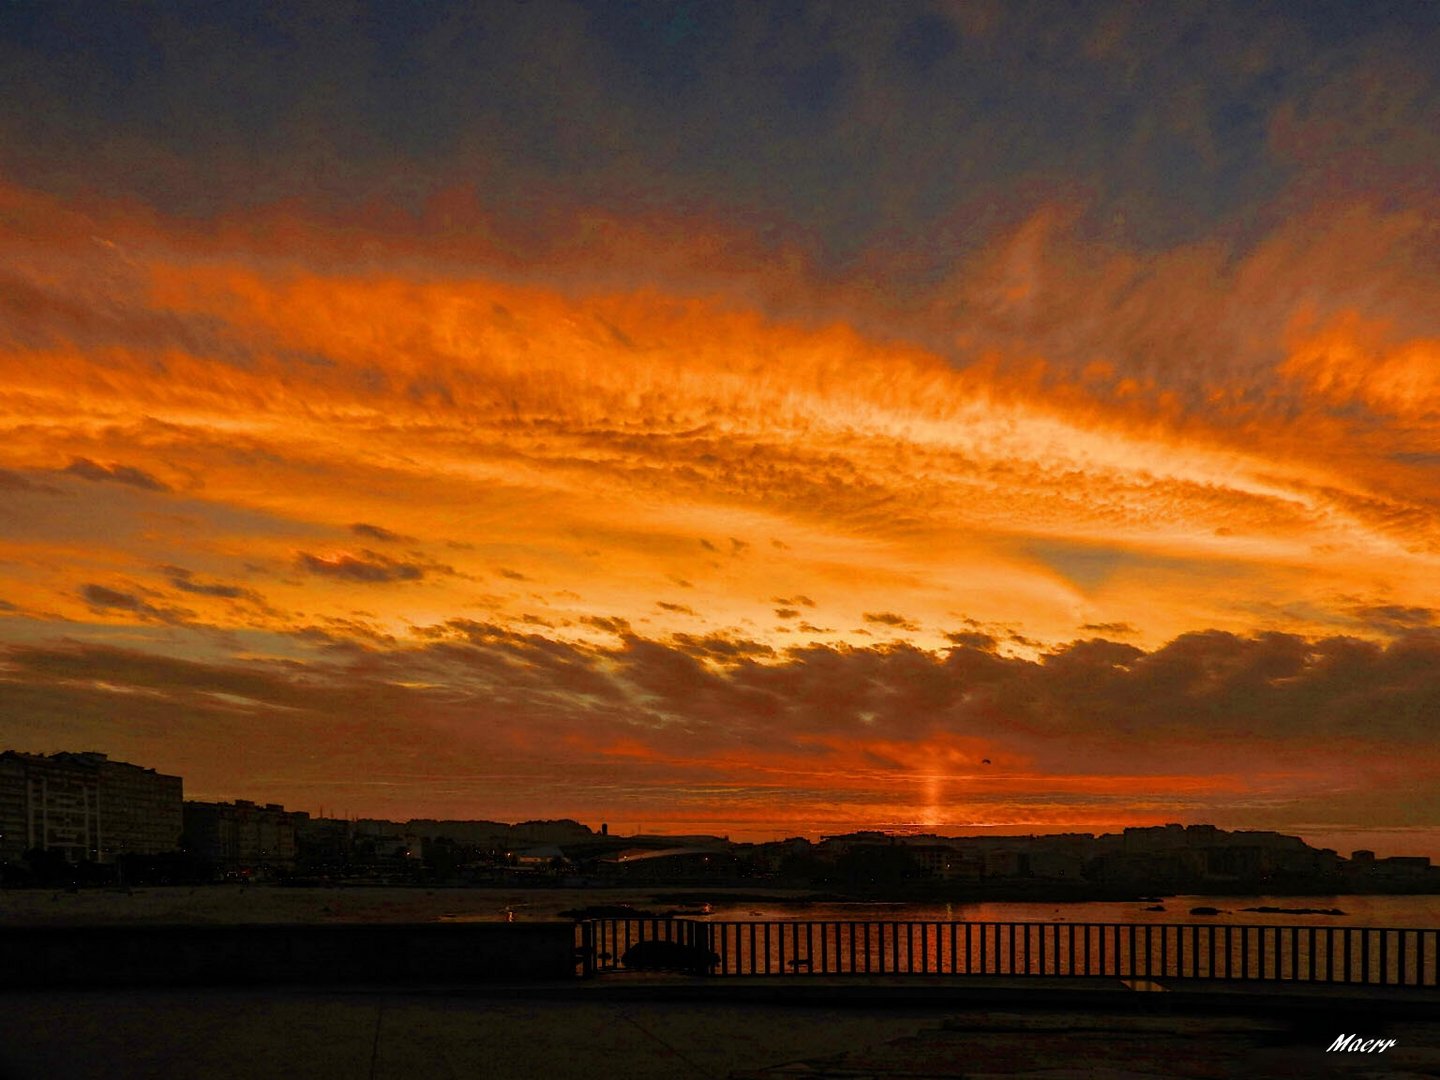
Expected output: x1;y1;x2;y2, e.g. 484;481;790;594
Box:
1;978;1437;1079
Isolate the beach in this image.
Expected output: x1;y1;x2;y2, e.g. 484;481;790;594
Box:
5;885;1439;927
0;884;792;926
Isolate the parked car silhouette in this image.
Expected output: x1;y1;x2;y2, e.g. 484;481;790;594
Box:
620;939;719;972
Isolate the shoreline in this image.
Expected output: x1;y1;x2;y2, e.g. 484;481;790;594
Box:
2;883;1437;927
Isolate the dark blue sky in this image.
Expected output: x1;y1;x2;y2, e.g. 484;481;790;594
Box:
4;0;1437;265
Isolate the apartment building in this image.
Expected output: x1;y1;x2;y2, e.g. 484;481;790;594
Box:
0;751;182;864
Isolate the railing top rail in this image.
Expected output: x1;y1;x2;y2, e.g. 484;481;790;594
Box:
582;916;1440;934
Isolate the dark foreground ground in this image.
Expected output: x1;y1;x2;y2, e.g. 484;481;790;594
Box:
2;978;1437;1080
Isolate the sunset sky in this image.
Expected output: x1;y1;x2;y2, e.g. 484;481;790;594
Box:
2;2;1438;855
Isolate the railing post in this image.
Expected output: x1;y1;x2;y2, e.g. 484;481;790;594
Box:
580;920;595;978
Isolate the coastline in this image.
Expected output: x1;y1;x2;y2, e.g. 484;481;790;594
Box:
3;882;1437;927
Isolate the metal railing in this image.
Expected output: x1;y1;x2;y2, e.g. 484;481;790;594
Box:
576;918;1440;987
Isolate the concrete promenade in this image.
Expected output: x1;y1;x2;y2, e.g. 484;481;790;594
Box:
2;977;1438;1079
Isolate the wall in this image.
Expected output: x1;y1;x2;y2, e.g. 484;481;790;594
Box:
0;922;577;987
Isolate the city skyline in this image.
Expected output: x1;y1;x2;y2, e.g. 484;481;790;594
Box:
8;744;1438;871
2;4;1438;858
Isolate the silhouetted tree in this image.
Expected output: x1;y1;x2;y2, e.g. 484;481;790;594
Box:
833;845;924;888
24;847;75;886
423;837;459;881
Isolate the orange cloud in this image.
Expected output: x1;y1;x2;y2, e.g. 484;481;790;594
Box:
1;173;1438;848
1283;308;1440;418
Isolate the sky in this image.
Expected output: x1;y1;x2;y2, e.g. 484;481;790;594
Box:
1;1;1438;855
